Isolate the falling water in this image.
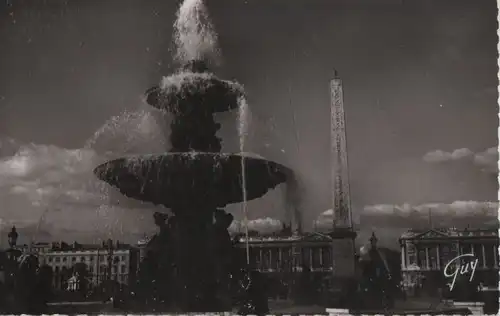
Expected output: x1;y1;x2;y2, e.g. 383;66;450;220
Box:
283;173;304;233
237;96;250;264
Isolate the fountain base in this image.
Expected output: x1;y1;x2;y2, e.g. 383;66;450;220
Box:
134;208;236;313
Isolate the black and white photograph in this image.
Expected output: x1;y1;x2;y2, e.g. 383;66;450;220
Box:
0;0;498;314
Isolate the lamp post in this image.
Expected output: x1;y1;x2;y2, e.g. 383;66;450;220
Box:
7;226;20;262
5;226;21;293
7;226;18;250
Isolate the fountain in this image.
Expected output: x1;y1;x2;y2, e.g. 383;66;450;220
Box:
93;0;292;312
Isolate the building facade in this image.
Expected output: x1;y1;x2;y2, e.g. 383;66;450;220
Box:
235;229;357;277
233;229;357;302
400;228;499;295
21;241;139;290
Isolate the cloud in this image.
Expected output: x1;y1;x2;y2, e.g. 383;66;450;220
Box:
248;217;282;232
473;147;498;173
423;147;498;173
0;144;102;206
229;217;283;234
313;209;334;230
362;201;498;217
423;148;473;163
0;140;164;243
312;208;361;230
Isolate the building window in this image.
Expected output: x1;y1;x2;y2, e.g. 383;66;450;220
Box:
281;247;291;270
484;244;495;268
429;246;438;270
495;245;499;266
254;248;261;268
248;247;257;268
440;244;450;267
312;247;321;270
72;257;76;262
299;247;311;268
418;248;427;269
262;249;271;271
473;244;484;267
461;244;472;255
80;256;85;262
450;242;459;257
55;257;61;263
322;247;332;267
407;244;416;265
271;248;280;270
48;257;53;263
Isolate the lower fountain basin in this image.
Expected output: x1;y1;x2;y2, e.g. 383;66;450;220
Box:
94;152;291;210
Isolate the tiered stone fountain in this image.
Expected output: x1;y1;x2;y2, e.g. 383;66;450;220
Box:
93;1;292;312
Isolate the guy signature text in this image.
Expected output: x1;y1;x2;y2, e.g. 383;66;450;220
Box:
443;253;478;291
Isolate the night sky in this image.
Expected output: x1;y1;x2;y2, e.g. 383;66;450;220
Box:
0;0;497;247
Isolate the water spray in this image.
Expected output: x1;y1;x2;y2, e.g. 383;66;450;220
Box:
237;96;250;265
174;0;219;65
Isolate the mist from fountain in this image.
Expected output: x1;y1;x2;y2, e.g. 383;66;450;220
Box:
84;108;170;158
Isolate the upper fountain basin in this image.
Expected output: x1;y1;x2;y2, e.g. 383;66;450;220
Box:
94;152;291;211
145;71;245;115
